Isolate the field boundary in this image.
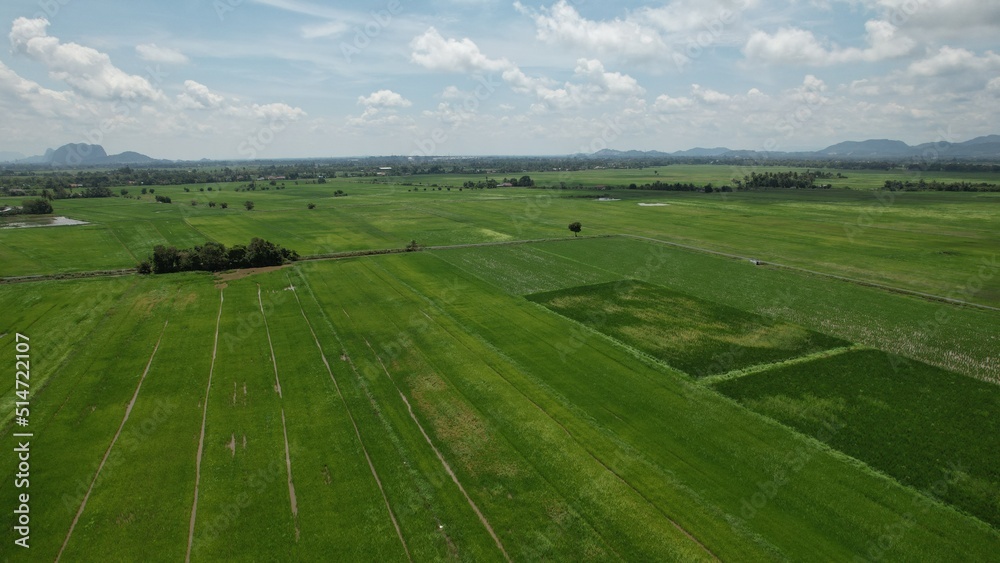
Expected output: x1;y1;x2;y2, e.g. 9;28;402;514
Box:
57;320;169;562
621;234;1000;312
363;337;513;563
257;285;300;541
700;345;864;386
186;289;224;563
287;277;413;561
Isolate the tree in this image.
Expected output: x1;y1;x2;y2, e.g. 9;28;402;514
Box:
21;199;53;214
151;245;179;273
197;242;228;271
307;203;316;209
244;200;254;211
568;221;582;237
220;202;228;209
405;239;420;252
136;260;152;275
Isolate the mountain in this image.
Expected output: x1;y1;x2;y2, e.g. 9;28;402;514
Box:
16;143;159;166
815;139;912;157
0;151;25;162
671;147;732;157
589;135;1000;160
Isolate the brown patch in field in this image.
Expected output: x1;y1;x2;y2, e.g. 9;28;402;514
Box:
227;434;236;457
340;353;348;362
116;512;136;527
231;382;237;405
410;372;518;479
242;434;247;449
322;465;332;485
214;264;290;285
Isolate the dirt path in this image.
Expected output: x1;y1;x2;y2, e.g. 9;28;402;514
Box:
363;338;511;563
56;321;169;562
287;283;412;561
186;290;224;563
258;285;300;541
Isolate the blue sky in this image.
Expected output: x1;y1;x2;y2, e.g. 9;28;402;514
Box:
1;0;998;159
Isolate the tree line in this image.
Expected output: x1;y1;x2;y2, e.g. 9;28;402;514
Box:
139;237;298;274
881;179;1000;192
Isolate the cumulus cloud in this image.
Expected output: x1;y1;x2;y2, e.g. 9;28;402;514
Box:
410;27;511;72
907;46;1000;77
358;89;412;108
176;80;306;121
0;58;82;118
744;19;914;65
410;28;643;112
135;43;189;64
514;0;670;61
9;17;163;101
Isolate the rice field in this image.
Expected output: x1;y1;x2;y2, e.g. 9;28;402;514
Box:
0;169;998;560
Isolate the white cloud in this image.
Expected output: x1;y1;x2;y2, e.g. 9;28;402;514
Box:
873;0;1000;38
907;46;1000;77
135;43;189;65
358;89;412;108
0;58;82;118
514;0;670;61
410;27;510;72
177;80;226;110
744;19;914;65
9;17;163;101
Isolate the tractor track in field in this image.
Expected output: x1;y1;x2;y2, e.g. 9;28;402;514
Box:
257;285;300;542
362;338;512;563
287;279;413;562
186;289;224;563
57;320;169;563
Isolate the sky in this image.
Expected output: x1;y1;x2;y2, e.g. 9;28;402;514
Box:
0;0;998;160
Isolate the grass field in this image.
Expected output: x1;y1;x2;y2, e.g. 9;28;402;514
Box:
2;175;997;308
528;280;849;376
711;348;1000;530
0;165;998;560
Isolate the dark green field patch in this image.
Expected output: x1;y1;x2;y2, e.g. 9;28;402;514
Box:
528;280;849;377
712;349;1000;528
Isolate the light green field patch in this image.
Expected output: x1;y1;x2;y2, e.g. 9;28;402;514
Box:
529;280;851;377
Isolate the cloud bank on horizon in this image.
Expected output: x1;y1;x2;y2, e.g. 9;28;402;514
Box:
0;0;998;159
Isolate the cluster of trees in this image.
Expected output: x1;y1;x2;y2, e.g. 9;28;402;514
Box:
881;179;1000;192
733;171;831;190
623;181;729;192
500;176;534;186
139;237;298;274
0;199;53;216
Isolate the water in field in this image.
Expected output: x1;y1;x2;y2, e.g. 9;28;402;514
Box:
0;216;89;228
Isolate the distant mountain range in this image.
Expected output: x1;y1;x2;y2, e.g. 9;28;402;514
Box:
587;135;1000;160
15;143;160;166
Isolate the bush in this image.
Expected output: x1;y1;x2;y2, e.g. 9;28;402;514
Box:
21;199;53;215
220;202;228;209
307;203;316;209
155;195;172;204
244;200;254;211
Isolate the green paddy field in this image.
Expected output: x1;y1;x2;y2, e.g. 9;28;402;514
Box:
1;166;998;560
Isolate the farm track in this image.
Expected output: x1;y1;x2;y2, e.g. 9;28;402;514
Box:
57;320;169;562
186;289;224;563
287;278;413;561
362;337;513;563
257;285;300;541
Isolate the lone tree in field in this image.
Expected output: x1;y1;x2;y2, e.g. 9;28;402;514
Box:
244;200;254;211
568;221;582;237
